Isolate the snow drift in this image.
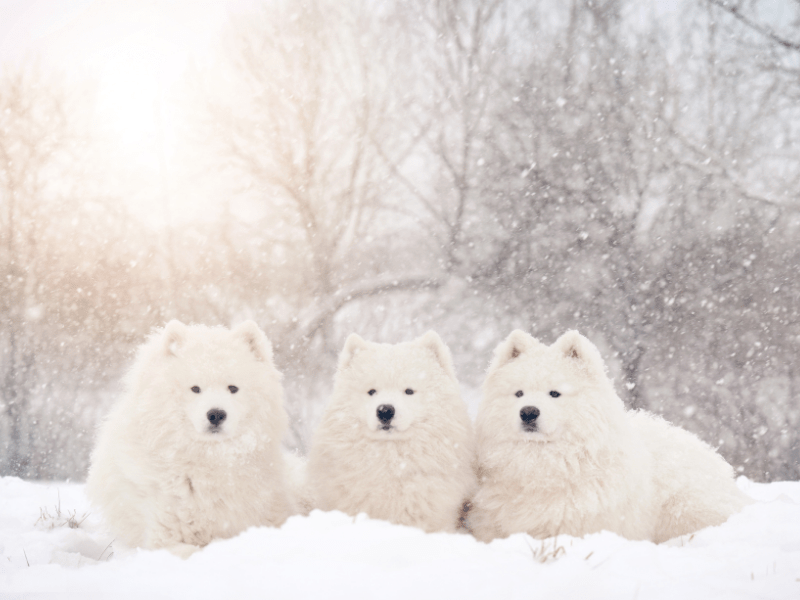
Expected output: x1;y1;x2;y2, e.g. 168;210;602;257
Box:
0;476;799;599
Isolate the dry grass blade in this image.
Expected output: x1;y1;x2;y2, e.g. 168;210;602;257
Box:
34;490;89;530
524;535;566;563
98;539;115;562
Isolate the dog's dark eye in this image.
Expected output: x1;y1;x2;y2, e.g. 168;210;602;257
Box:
550;390;561;398
368;389;376;395
229;385;239;394
191;386;201;394
405;388;414;395
515;390;524;398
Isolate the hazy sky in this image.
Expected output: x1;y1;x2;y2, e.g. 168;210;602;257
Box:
0;0;269;224
0;0;258;165
0;0;237;68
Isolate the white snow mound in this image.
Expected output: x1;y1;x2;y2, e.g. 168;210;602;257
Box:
1;476;799;599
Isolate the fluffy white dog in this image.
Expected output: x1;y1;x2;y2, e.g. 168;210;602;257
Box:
307;331;476;533
470;329;750;543
86;320;297;557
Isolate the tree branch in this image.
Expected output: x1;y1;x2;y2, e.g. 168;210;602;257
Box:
297;276;444;342
709;0;800;52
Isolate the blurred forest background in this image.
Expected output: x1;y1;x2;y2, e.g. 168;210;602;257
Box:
1;0;798;481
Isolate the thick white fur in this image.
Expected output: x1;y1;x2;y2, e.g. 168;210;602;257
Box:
471;329;750;543
307;331;476;533
86;320;297;557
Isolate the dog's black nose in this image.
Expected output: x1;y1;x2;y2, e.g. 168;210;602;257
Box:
520;406;540;423
377;404;395;424
207;409;227;426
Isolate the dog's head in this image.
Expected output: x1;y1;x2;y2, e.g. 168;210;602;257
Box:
132;320;286;445
333;330;460;440
477;330;623;446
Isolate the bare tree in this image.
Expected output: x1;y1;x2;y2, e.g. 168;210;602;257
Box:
397;0;800;479
376;0;508;274
198;0;445;449
0;68;73;475
0;67;155;478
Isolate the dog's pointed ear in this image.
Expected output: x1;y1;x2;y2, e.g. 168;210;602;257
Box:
162;320;189;356
488;329;537;373
233;320;274;363
416;330;457;381
339;333;369;370
553;330;606;378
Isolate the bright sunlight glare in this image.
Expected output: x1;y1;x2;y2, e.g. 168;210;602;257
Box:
94;34;182;165
1;0;231;166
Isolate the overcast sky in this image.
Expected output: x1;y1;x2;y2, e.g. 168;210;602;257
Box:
0;0;259;166
0;0;252;72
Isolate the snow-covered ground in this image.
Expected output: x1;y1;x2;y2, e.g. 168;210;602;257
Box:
1;476;799;599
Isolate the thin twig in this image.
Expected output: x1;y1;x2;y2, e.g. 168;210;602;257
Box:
98;539;115;562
